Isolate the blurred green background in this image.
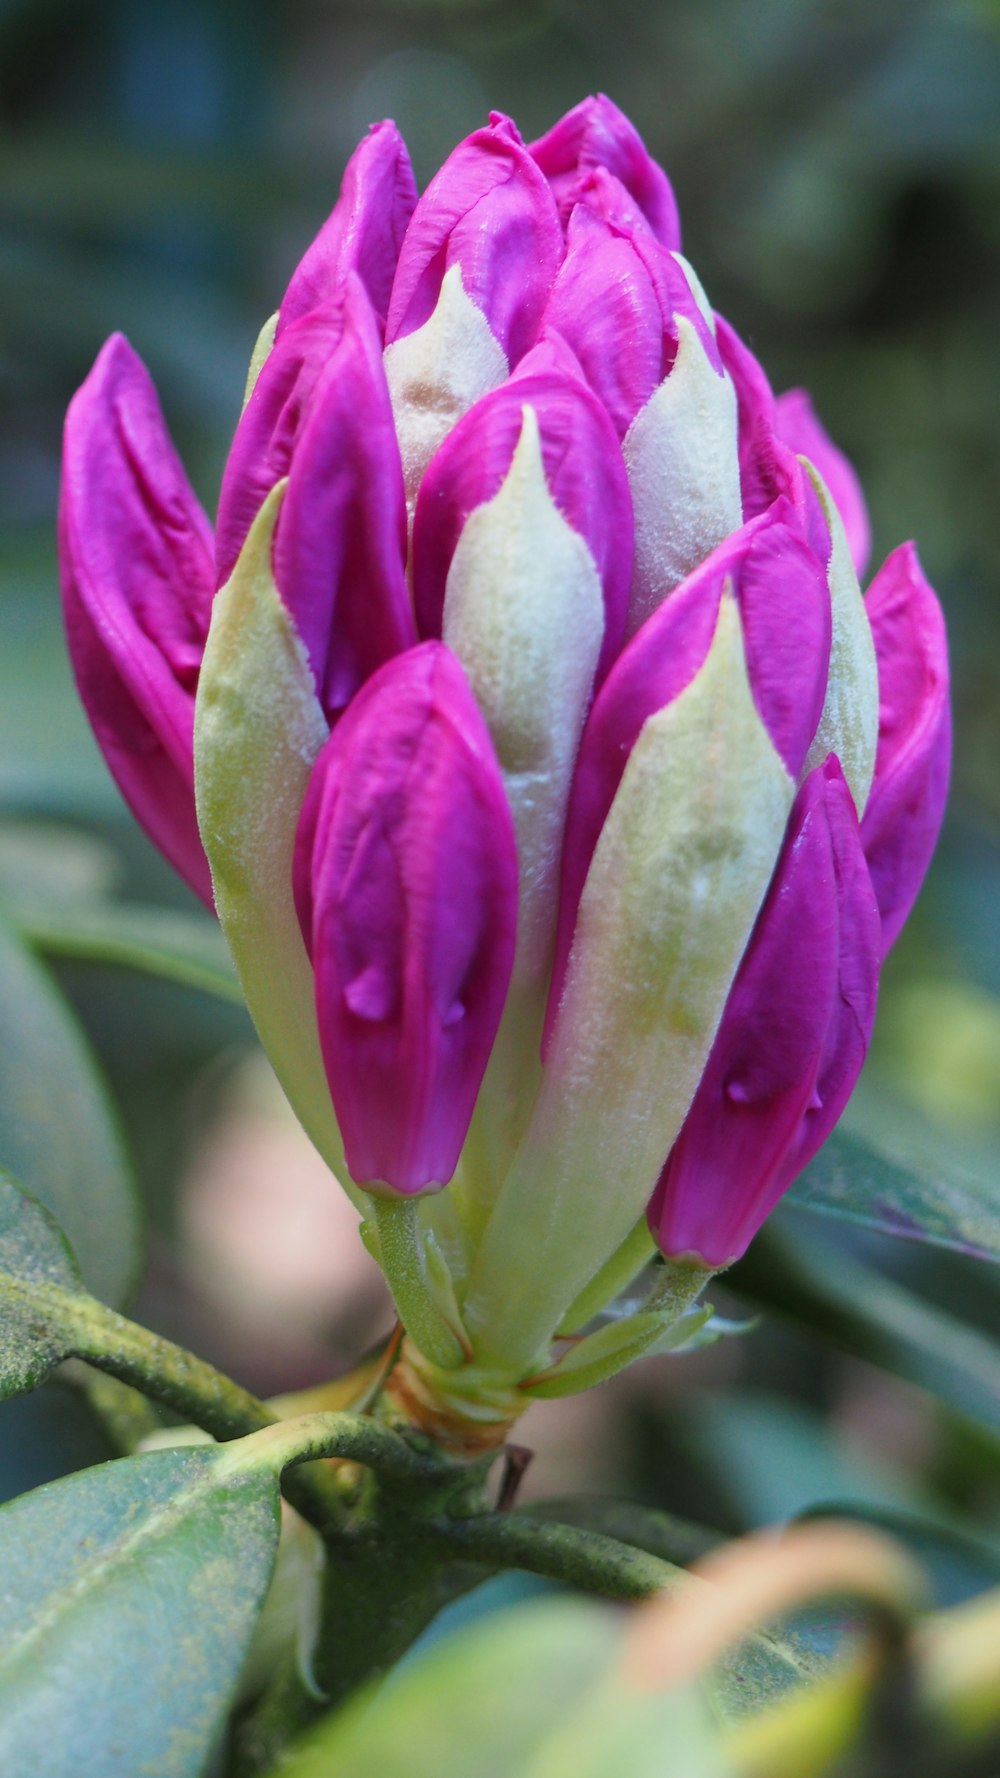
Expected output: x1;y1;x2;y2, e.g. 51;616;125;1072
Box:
1;0;1000;1576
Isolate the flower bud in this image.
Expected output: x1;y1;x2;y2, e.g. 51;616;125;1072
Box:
649;757;882;1267
277;120;417;335
529;93;681;248
861;543;951;952
384;114;563;514
293;643;519;1193
59;333;214;905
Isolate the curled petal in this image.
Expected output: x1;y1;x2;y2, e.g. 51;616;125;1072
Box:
277;121;417;335
774;387;871;580
384;112;562;363
273;277;415;723
59;333;214;904
540;203;716;439
649;756;882;1267
547;503;830;1042
861;544;951;953
294;643;519;1193
216;301;347;585
529;93;681;248
412;334;631;679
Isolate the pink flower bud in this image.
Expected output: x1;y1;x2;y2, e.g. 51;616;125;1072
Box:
277;121;417;336
539;202;717;439
547;499;832;1043
648;757;882;1267
59;333;214;905
293;643;519;1193
411;333;631;683
216;301;346;586
273;277;416;723
861;543;951;953
385;113;563;367
529;93;681;249
774;387;871;580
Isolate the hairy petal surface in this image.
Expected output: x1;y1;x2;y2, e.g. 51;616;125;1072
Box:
59;333;214;904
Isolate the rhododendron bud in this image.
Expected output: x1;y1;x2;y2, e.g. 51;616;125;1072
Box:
59;333;214;905
649;757;882;1268
861;543;952;952
61;97;951;1414
294;644;518;1193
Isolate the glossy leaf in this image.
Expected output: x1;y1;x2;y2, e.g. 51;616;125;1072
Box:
0;912;140;1305
786;1125;1000;1266
0;1444;281;1778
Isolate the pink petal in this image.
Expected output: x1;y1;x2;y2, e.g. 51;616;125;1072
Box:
216;301;347;586
384;112;563;364
539;202;717;438
648;756;881;1266
411;334;632;682
273;276;416;723
529;94;681;248
294;643;518;1193
277;121;417;335
545;502;831;1046
774;387;872;580
861;543;951;953
59;333;214;905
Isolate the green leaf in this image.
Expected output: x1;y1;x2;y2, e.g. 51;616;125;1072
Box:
787;1126;1000;1266
16;901;243;1004
0;1444;281;1778
0;1170;86;1398
0;818;120;906
731;1216;1000;1446
277;1600;631;1778
0;911;140;1304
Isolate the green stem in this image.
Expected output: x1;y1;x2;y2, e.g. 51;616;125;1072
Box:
372;1196;467;1370
425;1510;683;1600
67;1300;344;1529
558;1217;656;1334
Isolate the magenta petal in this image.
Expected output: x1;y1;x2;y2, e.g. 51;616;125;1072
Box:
540;208;666;434
273;277;416;722
294;643;518;1193
736;496;832;777
412;335;632;680
277;122;417;335
529;93;681;249
216;301;347;586
648;757;881;1266
384;112;563;364
59;334;214;905
860;544;951;953
774;387;872;580
545;502;831;1046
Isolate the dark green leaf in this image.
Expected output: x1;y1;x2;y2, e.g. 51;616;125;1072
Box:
0;1170;86;1398
731;1216;1000;1446
787;1126;1000;1266
0;1444;281;1778
16;902;242;1004
0;911;140;1304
